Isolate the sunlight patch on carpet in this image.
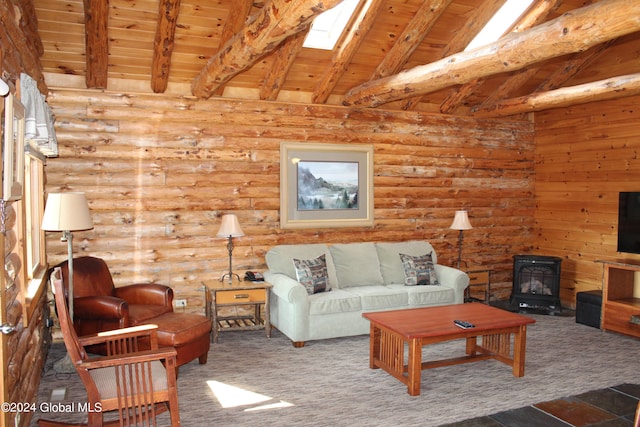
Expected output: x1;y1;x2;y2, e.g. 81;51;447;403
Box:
245;401;295;411
207;380;294;411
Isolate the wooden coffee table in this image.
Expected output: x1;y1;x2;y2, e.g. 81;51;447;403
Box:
362;303;536;396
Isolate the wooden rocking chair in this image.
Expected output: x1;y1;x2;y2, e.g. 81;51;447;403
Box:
38;268;180;426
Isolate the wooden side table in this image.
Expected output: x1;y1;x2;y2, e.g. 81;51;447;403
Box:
204;279;272;343
464;268;492;304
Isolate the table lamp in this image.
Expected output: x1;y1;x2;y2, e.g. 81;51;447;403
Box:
216;214;244;284
42;192;93;321
450;210;472;269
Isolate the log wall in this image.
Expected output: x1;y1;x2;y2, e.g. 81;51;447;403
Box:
44;89;536;310
534;94;640;308
1;1;50;426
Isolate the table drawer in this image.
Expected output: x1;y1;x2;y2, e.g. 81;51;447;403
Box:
216;288;266;304
468;271;489;284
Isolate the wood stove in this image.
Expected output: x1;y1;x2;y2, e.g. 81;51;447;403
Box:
511;255;562;310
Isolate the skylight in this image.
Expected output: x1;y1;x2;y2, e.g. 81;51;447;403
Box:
303;0;360;50
464;0;534;51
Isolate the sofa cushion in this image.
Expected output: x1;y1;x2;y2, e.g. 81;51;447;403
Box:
265;244;339;289
386;284;454;306
376;241;438;285
293;254;330;295
400;252;439;286
343;286;409;310
329;242;384;287
308;289;362;315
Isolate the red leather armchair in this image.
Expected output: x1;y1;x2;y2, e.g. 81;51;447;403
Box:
57;256;174;337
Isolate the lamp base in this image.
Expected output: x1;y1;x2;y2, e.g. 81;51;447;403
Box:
220;272;241;284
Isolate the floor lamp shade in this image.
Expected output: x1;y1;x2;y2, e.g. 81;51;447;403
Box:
42;192;93;330
42;192;93;232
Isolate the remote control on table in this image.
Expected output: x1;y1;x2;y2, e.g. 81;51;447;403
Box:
454;319;475;329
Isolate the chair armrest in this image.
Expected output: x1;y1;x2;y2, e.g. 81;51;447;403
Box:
81;347;178;370
78;324;159;347
74;296;129;322
114;284;174;307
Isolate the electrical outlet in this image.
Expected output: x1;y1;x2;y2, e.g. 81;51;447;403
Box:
175;299;187;308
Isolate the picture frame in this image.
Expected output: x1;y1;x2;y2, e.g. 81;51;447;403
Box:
3;93;25;201
280;142;374;229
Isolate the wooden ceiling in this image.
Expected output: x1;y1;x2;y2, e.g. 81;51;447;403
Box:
33;0;640;116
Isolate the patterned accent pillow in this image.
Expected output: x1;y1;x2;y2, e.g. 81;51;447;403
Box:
293;254;330;295
399;252;439;286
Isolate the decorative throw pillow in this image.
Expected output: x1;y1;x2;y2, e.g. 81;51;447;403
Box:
399;252;439;286
293;254;330;295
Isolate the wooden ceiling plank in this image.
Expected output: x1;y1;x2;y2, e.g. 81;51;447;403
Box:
260;30;307;101
371;0;453;80
440;0;563;114
213;0;254;97
191;0;344;99
312;0;386;104
84;0;109;89
535;40;616;92
151;0;182;93
472;72;640;117
401;0;507;110
344;0;640;108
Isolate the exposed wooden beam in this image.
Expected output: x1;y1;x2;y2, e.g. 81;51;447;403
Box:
439;0;563;114
535;40;615;92
83;0;109;89
312;0;385;104
260;30;307;101
401;0;506;110
472;38;614;112
471;72;640;117
151;0;181;93
191;0;344;99
213;0;255;97
370;0;452;80
344;0;640;108
0;0;47;93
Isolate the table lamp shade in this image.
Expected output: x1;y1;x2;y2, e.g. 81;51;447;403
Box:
450;210;472;230
42;192;93;231
216;214;244;238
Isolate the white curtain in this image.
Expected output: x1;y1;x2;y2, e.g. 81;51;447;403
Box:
20;73;58;157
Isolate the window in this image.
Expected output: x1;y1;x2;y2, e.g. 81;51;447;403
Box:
19;143;48;323
303;0;360;50
465;0;535;51
25;148;46;279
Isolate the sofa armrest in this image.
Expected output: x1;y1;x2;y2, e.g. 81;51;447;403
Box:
264;272;308;305
435;265;469;304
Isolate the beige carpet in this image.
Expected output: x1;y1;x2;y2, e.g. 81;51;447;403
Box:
32;312;640;426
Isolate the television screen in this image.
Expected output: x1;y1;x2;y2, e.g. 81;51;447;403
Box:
617;192;640;254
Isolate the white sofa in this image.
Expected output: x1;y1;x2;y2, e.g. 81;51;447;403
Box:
264;241;469;347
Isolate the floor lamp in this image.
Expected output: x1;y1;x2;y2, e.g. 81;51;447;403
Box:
216;214;244;284
450;210;472;269
42;192;93;322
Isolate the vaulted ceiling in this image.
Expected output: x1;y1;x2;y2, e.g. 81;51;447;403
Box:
33;0;640;117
